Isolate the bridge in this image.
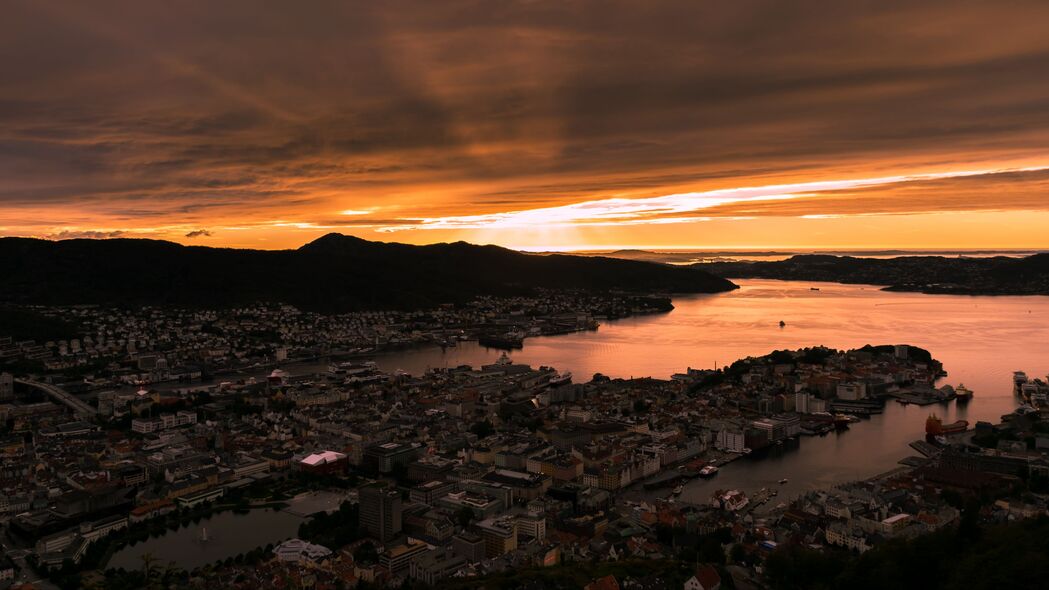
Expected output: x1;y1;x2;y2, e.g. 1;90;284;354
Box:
15;378;97;417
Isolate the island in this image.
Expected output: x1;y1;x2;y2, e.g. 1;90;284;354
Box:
692;253;1049;296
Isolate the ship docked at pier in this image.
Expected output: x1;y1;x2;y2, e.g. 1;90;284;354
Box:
925;413;968;438
478;330;526;349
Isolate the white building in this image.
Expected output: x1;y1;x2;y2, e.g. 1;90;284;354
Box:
716;429;745;453
131;410;198;433
273;538;332;564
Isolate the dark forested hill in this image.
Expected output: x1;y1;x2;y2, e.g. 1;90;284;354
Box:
695;253;1049;295
0;234;736;311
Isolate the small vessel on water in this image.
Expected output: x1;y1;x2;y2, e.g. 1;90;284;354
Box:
699;465;720;478
954;383;973;400
778;478;789;485
810;287;820;291
779;320;786;327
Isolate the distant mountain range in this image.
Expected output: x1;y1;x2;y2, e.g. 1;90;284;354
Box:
693;254;1049;295
582;248;1049;265
0;234;737;312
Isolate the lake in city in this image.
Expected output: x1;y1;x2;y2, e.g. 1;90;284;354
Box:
369;279;1046;500
107;508;303;572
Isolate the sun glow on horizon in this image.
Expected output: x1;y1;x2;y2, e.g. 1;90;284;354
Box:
6;164;1049;252
372;165;1049;233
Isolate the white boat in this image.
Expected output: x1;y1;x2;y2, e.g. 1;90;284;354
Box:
699;465;719;478
778;478;788;484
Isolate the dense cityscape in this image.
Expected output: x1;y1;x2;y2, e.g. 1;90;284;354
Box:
5;1;1049;588
2;295;1048;589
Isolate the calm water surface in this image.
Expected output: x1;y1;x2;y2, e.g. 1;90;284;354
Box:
375;280;1048;498
108;509;303;571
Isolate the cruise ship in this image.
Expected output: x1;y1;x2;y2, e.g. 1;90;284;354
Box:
954;384;973;400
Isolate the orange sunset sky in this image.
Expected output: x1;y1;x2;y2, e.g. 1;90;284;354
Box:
3;0;1049;251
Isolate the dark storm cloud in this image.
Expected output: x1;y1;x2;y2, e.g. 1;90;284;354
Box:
1;0;1049;231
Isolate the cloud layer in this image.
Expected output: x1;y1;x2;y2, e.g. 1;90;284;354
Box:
2;0;1049;248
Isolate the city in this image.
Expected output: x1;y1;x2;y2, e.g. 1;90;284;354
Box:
4;1;1049;588
2;301;1048;588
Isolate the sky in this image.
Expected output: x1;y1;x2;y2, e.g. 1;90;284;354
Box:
2;0;1049;251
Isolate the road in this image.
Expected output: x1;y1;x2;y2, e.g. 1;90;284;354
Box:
15;378;97;417
2;526;60;589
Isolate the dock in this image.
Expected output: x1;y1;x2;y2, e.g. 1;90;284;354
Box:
909;439;942;458
898;456;930;467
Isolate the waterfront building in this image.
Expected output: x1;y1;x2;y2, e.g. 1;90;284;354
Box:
752;415;801;442
716;428;745;452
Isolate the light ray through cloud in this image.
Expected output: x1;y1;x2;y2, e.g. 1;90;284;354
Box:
378;166;1049;232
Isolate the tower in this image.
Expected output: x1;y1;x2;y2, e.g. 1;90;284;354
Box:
359;482;402;543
